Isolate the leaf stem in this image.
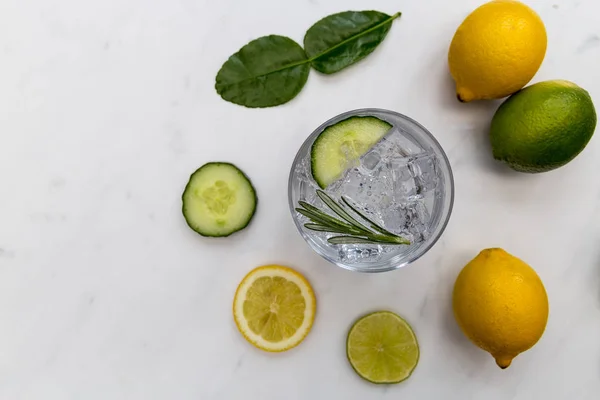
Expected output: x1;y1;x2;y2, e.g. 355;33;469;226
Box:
296;190;410;246
316;191;371;234
340;196;398;238
307;12;402;63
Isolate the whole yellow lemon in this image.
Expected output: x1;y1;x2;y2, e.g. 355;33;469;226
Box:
448;0;547;102
453;248;549;368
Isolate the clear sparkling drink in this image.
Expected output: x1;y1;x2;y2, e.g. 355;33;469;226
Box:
288;109;454;273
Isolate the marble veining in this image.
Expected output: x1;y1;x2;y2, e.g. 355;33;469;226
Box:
1;0;599;399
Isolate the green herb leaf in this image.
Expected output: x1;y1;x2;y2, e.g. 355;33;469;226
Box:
340;196;397;237
296;207;358;233
328;235;409;245
215;35;310;108
316;190;370;233
327;236;400;245
304;223;353;234
304;11;401;74
297;202;355;229
297;190;410;246
328;236;381;245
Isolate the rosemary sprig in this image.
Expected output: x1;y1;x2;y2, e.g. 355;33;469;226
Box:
295;190;411;246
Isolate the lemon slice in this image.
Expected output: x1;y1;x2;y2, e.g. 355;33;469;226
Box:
233;265;316;352
347;311;419;384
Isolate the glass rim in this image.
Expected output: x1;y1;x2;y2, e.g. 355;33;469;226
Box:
287;108;455;273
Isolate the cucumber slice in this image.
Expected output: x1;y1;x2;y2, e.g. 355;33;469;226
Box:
311;116;392;188
182;162;257;237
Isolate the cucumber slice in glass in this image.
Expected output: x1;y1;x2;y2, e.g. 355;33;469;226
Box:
311;116;392;188
182;162;257;237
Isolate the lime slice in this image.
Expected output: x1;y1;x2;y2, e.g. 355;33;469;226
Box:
346;311;419;384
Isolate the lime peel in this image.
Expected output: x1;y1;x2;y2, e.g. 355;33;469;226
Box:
346;311;419;384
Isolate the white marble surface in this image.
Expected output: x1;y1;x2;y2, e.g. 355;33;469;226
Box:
1;0;599;398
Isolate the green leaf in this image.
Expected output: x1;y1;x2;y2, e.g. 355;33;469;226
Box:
296;207;357;232
328;236;379;245
340;196;397;237
304;223;352;234
328;235;409;245
327;236;394;245
316;190;370;233
304;11;401;74
215;35;310;108
296;190;410;246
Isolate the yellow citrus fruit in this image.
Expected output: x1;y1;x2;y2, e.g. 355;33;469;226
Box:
233;265;316;352
448;0;547;102
453;248;549;368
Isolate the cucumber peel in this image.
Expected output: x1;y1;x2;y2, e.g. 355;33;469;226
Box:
311;116;391;188
182;162;257;237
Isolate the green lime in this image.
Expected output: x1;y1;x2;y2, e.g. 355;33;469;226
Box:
346;311;419;384
490;80;597;173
